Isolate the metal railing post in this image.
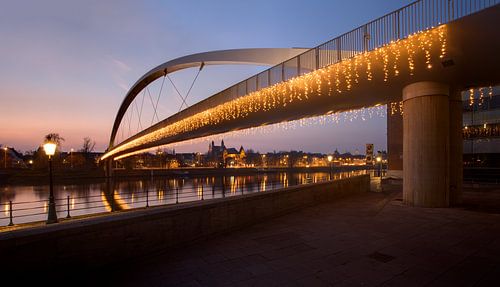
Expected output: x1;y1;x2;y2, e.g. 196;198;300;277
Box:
176;187;179;204
8;201;13;226
66;196;71;219
337;38;341;62
315;48;319;69
212;183;215;198
201;184;204;200
363;25;369;52
146;189;149;207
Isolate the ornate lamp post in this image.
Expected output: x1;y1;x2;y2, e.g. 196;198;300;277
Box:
327;155;333;180
43;142;58;224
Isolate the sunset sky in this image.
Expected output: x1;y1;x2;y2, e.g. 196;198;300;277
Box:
0;0;409;154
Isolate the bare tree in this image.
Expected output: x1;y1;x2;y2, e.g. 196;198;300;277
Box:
81;137;96;154
44;133;65;146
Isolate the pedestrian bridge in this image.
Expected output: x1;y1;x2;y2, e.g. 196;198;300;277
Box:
102;0;500;208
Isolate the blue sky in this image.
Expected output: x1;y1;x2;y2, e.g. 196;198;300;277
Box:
0;0;410;154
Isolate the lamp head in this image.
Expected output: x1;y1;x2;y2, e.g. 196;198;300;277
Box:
376;156;382;162
327;155;333;162
43;142;57;157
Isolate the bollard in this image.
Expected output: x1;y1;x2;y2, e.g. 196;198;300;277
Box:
8;201;13;226
176;187;179;204
66;196;71;219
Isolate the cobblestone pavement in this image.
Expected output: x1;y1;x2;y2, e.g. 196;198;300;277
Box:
110;186;500;286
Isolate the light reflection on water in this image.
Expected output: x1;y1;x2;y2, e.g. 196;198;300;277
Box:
0;171;365;226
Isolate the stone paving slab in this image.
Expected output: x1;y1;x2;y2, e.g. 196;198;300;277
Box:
106;187;500;286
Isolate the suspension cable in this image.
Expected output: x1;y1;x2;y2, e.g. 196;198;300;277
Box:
178;62;205;112
151;75;166;126
146;87;160;125
167;74;187;107
137;89;146;131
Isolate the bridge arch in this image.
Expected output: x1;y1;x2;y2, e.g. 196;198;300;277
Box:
109;48;308;149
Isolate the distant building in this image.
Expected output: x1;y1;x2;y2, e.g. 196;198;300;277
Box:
207;140;245;167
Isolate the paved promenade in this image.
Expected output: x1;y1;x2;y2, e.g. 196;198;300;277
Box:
109;184;500;286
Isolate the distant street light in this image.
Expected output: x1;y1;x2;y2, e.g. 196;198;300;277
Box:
43;142;58;224
70;148;74;169
327;155;333;180
376;155;382;178
3;147;7;169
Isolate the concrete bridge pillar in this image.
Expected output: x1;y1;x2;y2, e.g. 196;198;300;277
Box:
104;158;114;178
402;81;460;207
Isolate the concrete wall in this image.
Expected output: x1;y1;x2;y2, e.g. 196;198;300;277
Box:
0;174;369;271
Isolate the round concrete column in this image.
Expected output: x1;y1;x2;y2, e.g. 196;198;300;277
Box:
403;82;450;207
105;158;114;178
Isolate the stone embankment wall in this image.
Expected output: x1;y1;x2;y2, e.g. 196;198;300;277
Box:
0;174;369;270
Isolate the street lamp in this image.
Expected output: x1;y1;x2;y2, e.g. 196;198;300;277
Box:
3;147;7;169
70;148;74;169
43;142;58;224
327;155;333;180
376;155;382;178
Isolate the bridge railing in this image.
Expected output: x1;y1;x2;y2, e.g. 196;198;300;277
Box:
190;0;498;114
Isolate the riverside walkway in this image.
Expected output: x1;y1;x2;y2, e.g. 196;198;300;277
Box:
108;183;500;286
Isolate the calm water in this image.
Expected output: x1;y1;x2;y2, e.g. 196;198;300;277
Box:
0;171;365;226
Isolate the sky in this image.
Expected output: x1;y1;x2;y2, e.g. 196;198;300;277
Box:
0;0;410;154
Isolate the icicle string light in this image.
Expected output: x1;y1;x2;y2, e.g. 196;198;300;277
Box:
104;25;447;160
469;88;475;107
114;105;387;160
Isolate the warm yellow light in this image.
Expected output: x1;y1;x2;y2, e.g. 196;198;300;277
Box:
29;160;33;164
327;155;333;162
43;142;57;157
376;156;382;162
